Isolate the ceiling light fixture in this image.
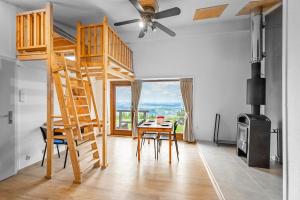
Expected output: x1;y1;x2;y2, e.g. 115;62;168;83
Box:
138;21;144;28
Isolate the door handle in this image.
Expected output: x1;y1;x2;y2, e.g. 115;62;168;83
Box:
0;111;13;124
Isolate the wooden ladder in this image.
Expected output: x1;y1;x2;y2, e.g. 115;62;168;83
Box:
52;53;101;183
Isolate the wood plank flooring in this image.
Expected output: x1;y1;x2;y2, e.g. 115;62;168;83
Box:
0;136;218;200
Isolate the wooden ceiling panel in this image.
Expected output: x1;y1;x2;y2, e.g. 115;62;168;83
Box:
193;4;228;21
237;0;281;16
139;0;158;11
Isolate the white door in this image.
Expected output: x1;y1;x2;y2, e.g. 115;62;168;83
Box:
0;58;16;181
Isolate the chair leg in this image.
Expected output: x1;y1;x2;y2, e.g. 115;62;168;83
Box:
64;147;68;169
56;144;60;158
136;139;143;156
153;139;157;160
41;143;47;167
156;140;159;159
174;139;179;161
157;140;161;154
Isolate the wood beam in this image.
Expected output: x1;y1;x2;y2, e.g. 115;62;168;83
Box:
45;2;54;180
237;0;281;16
193;4;228;21
102;16;109;168
107;68;135;82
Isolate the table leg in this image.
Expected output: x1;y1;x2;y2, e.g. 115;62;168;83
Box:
169;131;172;163
138;129;141;162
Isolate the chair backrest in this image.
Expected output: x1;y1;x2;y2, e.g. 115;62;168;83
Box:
40;126;47;142
138;119;146;126
173;121;179;134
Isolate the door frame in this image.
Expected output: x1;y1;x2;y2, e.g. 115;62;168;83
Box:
110;81;132;136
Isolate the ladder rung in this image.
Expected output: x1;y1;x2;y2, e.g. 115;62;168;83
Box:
62;75;83;82
73;95;87;99
80;158;100;174
64;94;86;98
79;122;95;127
72;86;85;90
68;67;81;73
78;149;98;162
69;76;82;81
76;105;89;108
77;140;96;151
53;135;66;140
82;131;94;138
77;114;90;117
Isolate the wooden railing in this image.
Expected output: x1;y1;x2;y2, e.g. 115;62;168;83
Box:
78;24;133;71
107;27;133;71
78;24;104;57
16;9;46;51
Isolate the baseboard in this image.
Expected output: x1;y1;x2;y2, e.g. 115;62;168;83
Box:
197;143;226;200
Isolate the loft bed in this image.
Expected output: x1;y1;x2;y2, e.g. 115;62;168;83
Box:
15;3;135;183
77;17;135;81
16;10;76;60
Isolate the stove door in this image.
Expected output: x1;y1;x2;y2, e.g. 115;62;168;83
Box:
237;123;248;154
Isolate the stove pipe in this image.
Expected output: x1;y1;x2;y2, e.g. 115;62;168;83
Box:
246;9;266;115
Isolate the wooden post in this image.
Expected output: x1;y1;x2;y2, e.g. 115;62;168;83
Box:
101;16;109;168
45;2;54;179
76;22;81;68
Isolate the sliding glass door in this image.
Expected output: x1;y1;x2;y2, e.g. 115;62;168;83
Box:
110;82;132;136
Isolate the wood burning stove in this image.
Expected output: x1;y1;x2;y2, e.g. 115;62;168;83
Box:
237;114;271;168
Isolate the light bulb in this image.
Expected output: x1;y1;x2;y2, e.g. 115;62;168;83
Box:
139;21;144;28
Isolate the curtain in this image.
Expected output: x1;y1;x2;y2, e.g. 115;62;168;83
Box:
131;80;143;138
180;78;195;142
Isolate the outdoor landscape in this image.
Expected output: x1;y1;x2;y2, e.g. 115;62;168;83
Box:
116;81;185;132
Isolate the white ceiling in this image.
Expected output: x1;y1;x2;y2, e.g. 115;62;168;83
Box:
4;0;252;33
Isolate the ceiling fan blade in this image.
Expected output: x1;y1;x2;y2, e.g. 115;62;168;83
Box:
129;0;144;13
138;29;145;38
114;19;140;26
154;7;181;19
153;22;176;37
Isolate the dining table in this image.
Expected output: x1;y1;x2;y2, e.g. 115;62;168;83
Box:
137;120;173;163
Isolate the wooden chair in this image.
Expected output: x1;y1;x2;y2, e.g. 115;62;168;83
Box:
158;121;179;161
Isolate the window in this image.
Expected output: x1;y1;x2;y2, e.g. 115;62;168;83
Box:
115;86;132;130
139;81;185;132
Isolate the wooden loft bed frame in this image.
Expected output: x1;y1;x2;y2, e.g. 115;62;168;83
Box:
77;17;135;81
15;2;135;183
16;9;76;60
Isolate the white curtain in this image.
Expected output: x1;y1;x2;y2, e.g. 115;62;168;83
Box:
180;78;195;142
131;80;143;138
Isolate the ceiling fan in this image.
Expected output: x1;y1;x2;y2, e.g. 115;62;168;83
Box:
114;0;181;38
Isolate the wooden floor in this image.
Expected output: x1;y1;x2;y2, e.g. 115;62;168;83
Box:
0;136;218;200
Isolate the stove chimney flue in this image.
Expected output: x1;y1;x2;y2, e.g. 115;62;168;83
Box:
250;8;263;63
246;8;266;115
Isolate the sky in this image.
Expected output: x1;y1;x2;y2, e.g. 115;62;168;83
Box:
116;81;183;104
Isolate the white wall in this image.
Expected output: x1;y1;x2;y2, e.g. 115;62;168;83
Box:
122;20;251;141
16;61;48;169
283;0;300;199
0;1;73;170
0;1;17;58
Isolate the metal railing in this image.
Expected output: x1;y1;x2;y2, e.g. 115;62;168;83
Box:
116;109;149;129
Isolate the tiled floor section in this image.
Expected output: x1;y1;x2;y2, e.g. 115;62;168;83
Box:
198;141;282;200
